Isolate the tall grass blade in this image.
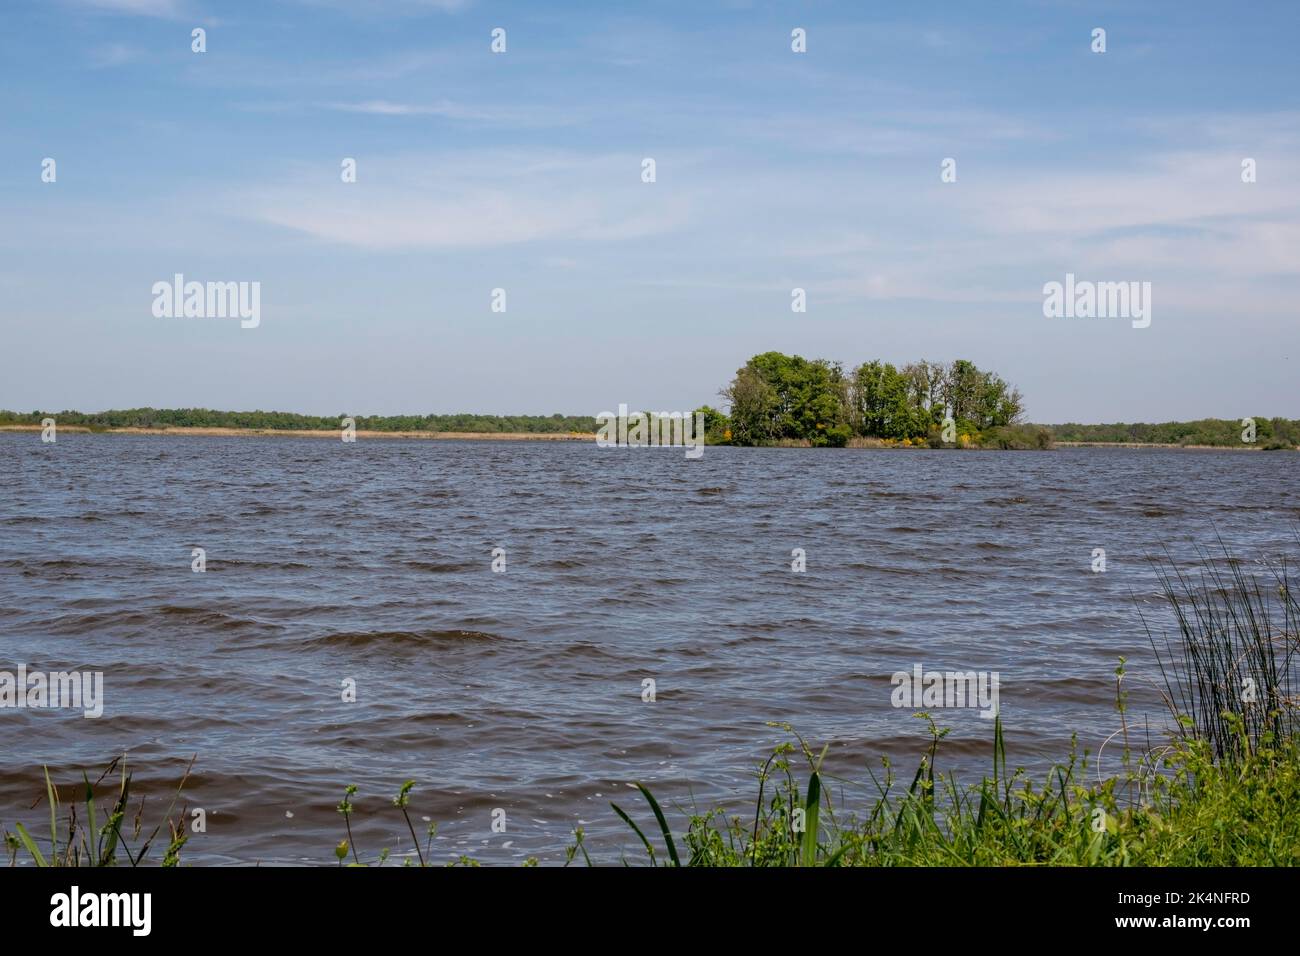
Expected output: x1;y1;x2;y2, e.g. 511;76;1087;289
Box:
634;782;680;867
801;770;821;866
14;823;48;867
43;766;58;863
83;773;98;866
609;801;657;865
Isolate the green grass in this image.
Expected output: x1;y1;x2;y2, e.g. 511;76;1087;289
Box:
603;713;1300;867
3;756;192;867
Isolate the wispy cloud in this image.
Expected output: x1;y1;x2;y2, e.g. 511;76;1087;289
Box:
241;151;692;250
328;100;460;117
324;99;583;127
89;43;140;68
288;0;470;16
178;49;457;92
72;0;186;18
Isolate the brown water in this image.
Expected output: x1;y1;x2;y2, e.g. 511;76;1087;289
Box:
1;434;1296;864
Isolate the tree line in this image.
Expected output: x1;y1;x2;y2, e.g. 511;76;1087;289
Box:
0;408;593;434
1049;418;1300;449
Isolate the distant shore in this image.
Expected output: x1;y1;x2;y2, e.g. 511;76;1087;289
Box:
3;425;1294;450
1054;440;1291;451
0;425;591;441
5;397;1297;451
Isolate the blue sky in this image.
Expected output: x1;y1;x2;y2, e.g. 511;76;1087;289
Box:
2;0;1298;421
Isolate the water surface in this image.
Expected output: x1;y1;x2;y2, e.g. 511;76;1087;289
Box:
1;434;1296;864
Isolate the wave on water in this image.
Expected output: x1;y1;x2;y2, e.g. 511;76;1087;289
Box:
310;628;509;649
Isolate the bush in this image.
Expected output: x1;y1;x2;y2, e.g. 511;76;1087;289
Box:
981;425;1054;449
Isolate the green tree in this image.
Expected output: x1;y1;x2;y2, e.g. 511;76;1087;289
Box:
851;361;917;439
723;352;850;446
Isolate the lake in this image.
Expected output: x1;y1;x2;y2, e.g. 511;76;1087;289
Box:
1;434;1296;864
